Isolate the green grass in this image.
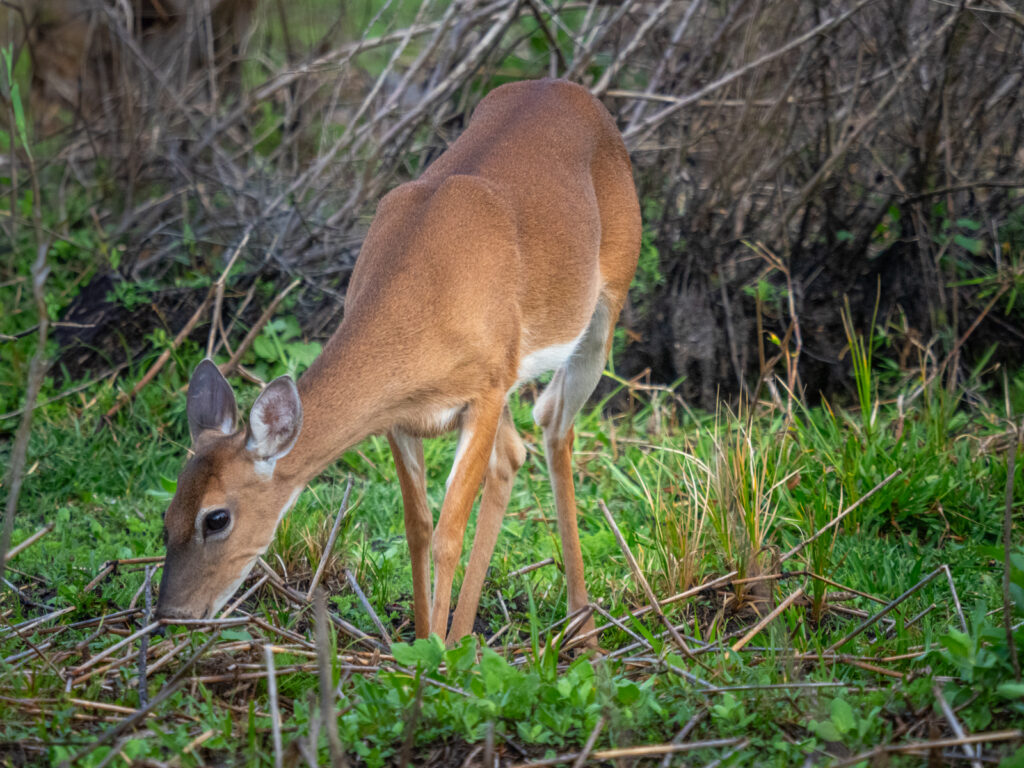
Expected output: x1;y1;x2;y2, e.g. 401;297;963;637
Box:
1;331;1023;766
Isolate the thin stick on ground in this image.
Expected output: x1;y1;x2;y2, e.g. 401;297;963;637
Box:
599;499;697;661
829;730;1023;768
3;524;54;563
821;566;945;655
807;571;889;605
345;569;391;645
256;558;379;649
206;226;251;358
71;622;161;677
0;362;131;422
314;588;347;768
0;606;75;639
484;721;495;768
943;563;969;635
220;278;302;379
780;469;902;564
84;556;165;593
508;557;556;579
538;601;596;640
219;574;270;618
934;684;982;768
509;738;744;768
592;604;655;650
0;613;61;676
265;645;283;768
659;709;707;768
699;738;751;768
136;565;155;707
60;633;222;768
100;288;214;425
557;603;597;649
571;715;606;768
306;478;353;600
565;570;739;650
140;638;192;681
731;586;805;652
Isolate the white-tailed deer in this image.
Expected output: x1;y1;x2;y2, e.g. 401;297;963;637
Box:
156;79;641;643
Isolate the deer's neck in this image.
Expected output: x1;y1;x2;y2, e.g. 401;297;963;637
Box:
273;321;391;487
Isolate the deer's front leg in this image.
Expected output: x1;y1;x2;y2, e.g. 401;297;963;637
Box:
388;430;433;640
430;394;503;642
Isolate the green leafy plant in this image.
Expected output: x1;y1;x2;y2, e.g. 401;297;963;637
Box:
106;278;160;311
807;696;882;747
249;315;322;380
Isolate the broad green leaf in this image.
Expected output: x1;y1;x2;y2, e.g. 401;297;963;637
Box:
953;234;984;255
810;719;843;742
996;682;1024;699
830;698;856;734
390;635;444;671
253;335;275;361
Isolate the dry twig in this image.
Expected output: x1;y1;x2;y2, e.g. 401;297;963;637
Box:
265;644;283;768
599;499;695;659
306;478;353;600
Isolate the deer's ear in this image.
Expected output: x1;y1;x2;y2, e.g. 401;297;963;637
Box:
247;376;302;464
187;359;238;442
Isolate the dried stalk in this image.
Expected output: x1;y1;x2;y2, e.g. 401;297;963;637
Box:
599;499;695;659
571;715;606;768
265;645;283;768
345;569;391;645
219;278;302;379
101;289;214;424
71;622;161;678
659;710;707;768
3;524;54;563
934;684;982;768
306;478;353;600
566;570;739;650
136;565;155;707
780;470;902;563
830;731;1023;768
60;634;222;768
730;586;805;652
206;226;251;357
508;557;556;579
821;566;945;655
314;588;347;768
508;738;743;768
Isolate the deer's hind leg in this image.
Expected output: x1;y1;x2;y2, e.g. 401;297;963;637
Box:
533;297;616;641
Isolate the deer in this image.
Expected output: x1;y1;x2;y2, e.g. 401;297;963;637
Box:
155;78;641;645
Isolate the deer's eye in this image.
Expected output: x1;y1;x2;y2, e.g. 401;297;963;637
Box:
204;509;231;536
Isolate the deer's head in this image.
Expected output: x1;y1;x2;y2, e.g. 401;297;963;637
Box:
156;360;303;620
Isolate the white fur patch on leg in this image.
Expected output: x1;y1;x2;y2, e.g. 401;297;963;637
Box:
447;426;474;490
534;298;612;438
